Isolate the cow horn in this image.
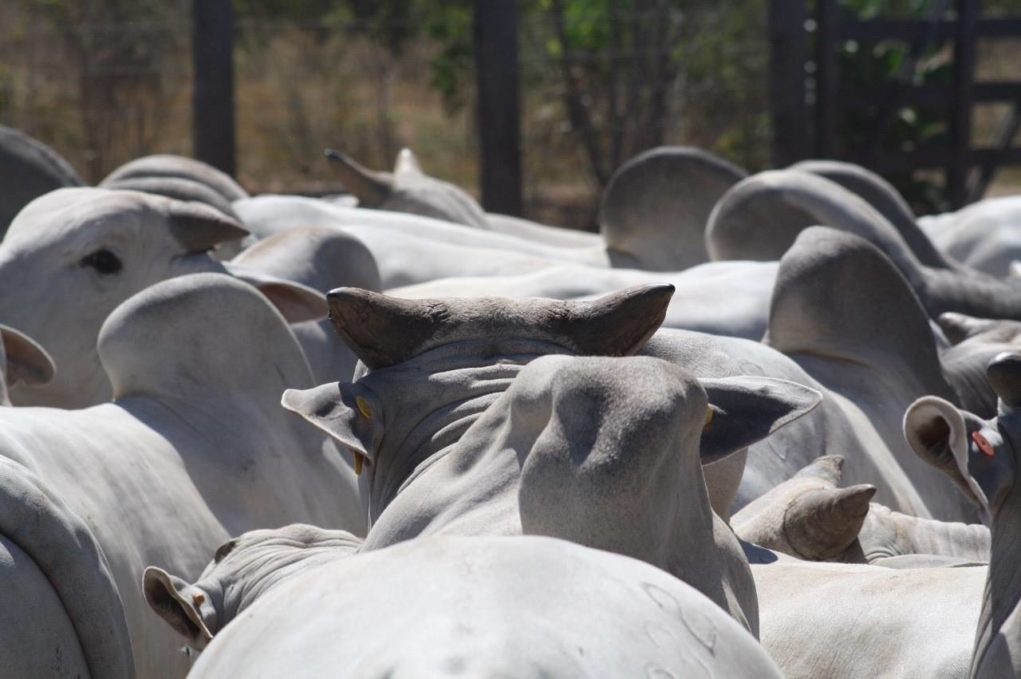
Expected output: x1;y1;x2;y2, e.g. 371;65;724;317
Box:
987;352;1021;409
327;288;444;370
792;454;844;486
783;484;876;561
565;284;675;356
327;284;675;371
324;149;392;207
394;148;423;176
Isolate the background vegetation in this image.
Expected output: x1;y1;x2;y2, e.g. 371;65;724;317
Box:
2;0;1021;226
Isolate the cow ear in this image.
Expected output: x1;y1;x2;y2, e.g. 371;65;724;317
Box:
143;567;213;649
164;199;249;252
1;325;55;387
282;382;382;466
903;396;991;512
224;265;328;323
698;377;822;464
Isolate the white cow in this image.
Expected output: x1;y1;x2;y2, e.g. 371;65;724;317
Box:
0;273;362;678
325;144;746;270
282;286;823;634
749;352;1021;678
0;456;133;679
731;455;990;565
0;187;325;408
146;531;782;678
920;195;1021;277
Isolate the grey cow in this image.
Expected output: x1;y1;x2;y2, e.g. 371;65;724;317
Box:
0;273;362;679
282;285;822;635
146;530;782;679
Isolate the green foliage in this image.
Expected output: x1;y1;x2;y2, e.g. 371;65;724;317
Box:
834;0;955;212
423;1;473;113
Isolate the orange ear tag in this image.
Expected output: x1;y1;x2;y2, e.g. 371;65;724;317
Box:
973;431;996;458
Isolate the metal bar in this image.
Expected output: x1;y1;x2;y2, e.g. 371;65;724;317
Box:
473;0;523;216
768;0;810;165
192;0;236;176
815;0;839;157
949;0;978;207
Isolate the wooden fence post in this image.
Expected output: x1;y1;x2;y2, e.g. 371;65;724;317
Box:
473;0;523;216
769;0;810;166
815;0;839;159
192;0;236;177
949;0;978;207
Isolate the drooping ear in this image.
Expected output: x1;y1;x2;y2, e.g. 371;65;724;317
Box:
281;381;382;469
698;376;822;464
224;265;328;323
324;149;393;207
394;148;423;176
142;567;213;649
938;312;997;345
164;199;249;252
904;396;989;511
0;325;55;387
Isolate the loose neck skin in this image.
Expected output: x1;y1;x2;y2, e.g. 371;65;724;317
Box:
363;340;573;523
216;542;358;627
972;485;1021;677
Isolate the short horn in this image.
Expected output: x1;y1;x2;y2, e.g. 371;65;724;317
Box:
566;284;675;356
784;484;876;560
394;148;423;176
325;149;393;207
327;288;444;370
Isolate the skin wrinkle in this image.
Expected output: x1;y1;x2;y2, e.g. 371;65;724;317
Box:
365;345;552;522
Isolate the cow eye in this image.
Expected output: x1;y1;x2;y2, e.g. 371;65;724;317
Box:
81;249;123;275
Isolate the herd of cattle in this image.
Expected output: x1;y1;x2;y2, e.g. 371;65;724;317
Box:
2;122;1021;678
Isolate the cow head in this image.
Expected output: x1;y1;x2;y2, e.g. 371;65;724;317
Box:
325;148;490;229
0;187;323;407
144;524;361;652
283;285;674;517
905;352;1021;519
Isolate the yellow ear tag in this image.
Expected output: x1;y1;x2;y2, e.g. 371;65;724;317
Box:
355;396;374;419
192;592;206;606
703;407;715;431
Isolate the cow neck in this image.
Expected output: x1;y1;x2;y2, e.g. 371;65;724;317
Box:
367;339;575;517
219;540;359;625
972;484;1021;676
